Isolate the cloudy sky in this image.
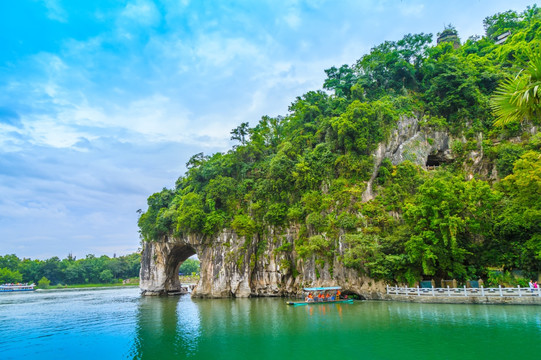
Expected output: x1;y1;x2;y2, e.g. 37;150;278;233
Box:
0;0;536;259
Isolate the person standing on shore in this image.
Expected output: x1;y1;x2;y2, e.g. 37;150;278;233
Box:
529;280;534;293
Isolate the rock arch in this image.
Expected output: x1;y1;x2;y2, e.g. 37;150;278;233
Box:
140;235;198;295
139;231;254;297
139;230;387;298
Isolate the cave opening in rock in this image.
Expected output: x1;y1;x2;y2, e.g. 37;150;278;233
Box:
341;290;366;300
165;244;197;295
426;151;453;168
426;154;442;167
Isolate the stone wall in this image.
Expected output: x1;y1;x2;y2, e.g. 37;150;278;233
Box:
381;294;541;305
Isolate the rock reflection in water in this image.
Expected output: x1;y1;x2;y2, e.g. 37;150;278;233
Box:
127;295;541;360
130;294;201;359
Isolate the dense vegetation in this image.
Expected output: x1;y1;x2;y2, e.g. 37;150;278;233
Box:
0;253;141;285
139;6;541;285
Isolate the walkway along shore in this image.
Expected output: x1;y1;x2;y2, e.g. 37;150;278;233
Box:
382;285;541;305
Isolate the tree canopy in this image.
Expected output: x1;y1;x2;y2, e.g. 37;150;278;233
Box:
0;253;141;285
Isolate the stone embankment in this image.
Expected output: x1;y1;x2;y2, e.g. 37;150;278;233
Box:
383;286;541;305
380;294;541;305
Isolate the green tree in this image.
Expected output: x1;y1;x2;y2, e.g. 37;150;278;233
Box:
494;143;525;177
403;174;499;280
329;99;396;155
483;10;520;38
64;262;85;285
0;267;23;283
18;259;42;283
493;150;541;272
230;122;250;145
179;258;200;275
0;254;21;270
138;188;175;241
175;192;206;235
99;269;114;283
421;50;488;124
323;64;357;98
41;257;63;285
37;276;50;289
355;33;432;98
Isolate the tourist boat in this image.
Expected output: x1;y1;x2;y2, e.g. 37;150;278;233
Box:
286;286;354;306
0;283;36;292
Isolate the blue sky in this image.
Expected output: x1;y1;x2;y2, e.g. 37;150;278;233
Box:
0;0;537;259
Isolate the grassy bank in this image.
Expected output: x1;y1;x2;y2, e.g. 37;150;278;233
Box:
38;276;198;290
179;275;199;284
40;278;140;290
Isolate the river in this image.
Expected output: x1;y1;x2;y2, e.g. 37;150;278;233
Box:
0;287;539;359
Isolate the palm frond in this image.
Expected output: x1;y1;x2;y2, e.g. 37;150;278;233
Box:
492;51;541;127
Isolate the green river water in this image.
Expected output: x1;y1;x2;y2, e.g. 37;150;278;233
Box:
0;287;539;359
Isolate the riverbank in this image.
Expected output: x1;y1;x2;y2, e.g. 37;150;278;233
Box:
380;294;541;305
37;284;139;291
42;278;139;290
41;276;198;291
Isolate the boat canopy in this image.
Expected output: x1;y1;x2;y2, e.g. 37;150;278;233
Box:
303;286;341;292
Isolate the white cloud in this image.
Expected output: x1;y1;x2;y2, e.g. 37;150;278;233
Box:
25;117;87;148
194;35;263;68
41;0;68;22
304;0;328;9
398;2;425;16
120;0;161;27
283;12;301;29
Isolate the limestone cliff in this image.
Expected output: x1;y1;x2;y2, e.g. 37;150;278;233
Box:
362;116;454;201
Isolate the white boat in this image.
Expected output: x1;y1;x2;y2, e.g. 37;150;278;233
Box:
0;283;36;292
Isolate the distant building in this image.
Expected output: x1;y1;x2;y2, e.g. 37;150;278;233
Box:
437;27;460;48
494;31;511;45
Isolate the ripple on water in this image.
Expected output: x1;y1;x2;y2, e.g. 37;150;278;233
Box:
1;288;541;360
0;287;141;358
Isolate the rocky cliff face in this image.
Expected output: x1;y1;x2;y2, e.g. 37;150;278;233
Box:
140;116;484;298
362;117;454;201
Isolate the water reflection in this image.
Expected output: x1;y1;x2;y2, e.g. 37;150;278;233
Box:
130;295;201;359
183;298;355;359
128;295;541;359
375;301;541;329
2;288;539;359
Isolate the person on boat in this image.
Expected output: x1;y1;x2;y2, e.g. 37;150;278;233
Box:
326;293;331;300
306;293;314;302
336;290;341;299
318;293;324;302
